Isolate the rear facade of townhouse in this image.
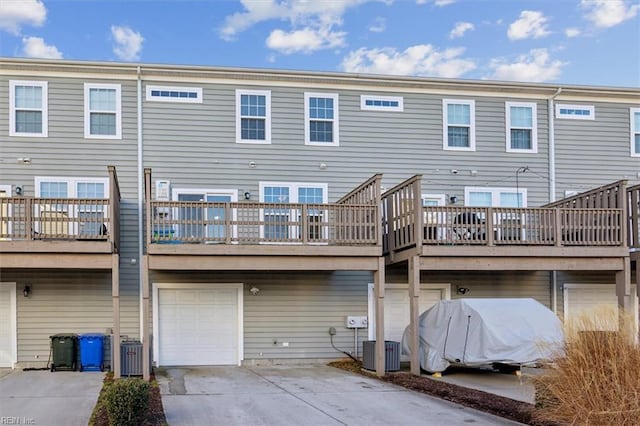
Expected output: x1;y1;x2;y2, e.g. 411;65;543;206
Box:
0;58;638;378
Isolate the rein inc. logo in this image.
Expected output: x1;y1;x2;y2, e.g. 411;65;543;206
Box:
0;418;35;425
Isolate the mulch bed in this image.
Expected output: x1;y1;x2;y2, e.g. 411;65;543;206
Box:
90;373;167;426
329;360;554;426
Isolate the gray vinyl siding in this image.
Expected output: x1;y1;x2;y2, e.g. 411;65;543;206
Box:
143;82;550;206
149;271;371;361
554;101;640;198
0;75;142;358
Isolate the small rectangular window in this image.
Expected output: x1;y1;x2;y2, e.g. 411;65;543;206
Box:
631;108;640;157
506;102;537;153
465;187;527;207
146;85;203;103
360;95;403;112
443;99;475;151
305;92;339;146
555;104;594;120
236;90;271;144
84;83;121;139
10;80;48;137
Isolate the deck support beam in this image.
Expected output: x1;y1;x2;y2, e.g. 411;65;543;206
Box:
374;257;386;377
112;254;121;378
408;256;421;376
142;255;150;380
616;256;631;312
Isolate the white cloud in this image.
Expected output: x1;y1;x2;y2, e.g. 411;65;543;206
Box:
341;44;476;78
449;21;474;39
565;27;581;37
369;16;386;33
266;26;346;54
581;0;639;28
21;36;62;59
508;10;551;40
488;48;567;82
111;25;144;61
416;0;456;5
0;0;46;35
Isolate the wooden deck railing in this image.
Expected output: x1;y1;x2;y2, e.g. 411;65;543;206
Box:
0;166;120;252
629;183;640;249
381;175;423;255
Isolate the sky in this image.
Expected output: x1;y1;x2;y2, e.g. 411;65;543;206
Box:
1;0;639;87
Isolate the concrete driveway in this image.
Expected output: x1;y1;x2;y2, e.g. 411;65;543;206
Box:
156;365;520;425
0;369;104;426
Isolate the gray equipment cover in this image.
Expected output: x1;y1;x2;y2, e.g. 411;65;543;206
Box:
401;298;564;373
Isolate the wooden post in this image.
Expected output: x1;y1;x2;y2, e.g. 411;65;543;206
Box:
374;257;386;376
142;255;151;380
112;254;121;378
616;256;631;312
408;255;420;376
554;209;562;246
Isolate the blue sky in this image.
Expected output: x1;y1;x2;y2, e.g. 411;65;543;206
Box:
1;0;638;87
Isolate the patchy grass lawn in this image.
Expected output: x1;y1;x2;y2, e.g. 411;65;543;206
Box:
89;372;167;426
328;359;549;425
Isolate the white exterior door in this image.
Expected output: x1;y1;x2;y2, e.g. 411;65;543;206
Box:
0;283;17;368
564;284;638;332
368;284;451;342
153;284;243;366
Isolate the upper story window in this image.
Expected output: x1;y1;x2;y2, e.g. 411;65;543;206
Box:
465;187;527;208
236;90;271;144
632;108;640;157
443;99;475;151
360;95;403;112
9;80;48;137
555;104;595;120
422;194;446;206
305;92;339;146
506;102;537;153
84;83;121;139
146;85;202;103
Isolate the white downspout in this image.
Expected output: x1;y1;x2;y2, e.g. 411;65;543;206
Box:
137;66;144;340
548;87;561;313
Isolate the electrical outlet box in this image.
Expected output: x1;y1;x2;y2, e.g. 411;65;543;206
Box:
345;316;368;328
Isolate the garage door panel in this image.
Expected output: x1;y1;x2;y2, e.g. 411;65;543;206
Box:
157;285;240;366
565;285;637;332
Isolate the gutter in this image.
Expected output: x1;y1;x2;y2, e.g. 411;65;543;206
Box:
548;87;562;314
137;66;144;340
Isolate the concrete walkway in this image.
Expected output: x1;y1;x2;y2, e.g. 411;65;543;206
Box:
0;369;104;426
157;365;520;425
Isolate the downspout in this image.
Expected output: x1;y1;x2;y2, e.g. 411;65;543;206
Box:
137;66;144;339
548;87;562;313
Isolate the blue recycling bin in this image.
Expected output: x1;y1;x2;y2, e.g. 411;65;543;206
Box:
79;333;104;372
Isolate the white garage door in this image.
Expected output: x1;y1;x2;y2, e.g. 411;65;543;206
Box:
564;284;638;332
368;284;450;342
0;283;17;368
154;284;242;366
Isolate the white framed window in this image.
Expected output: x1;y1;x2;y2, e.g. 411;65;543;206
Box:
84;83;121;139
464;187;527;208
236;90;271;144
555;104;595;120
422;194;446;206
0;185;12;239
305;92;339;146
631;108;640;157
506;102;537;153
35;176;110;236
443;99;475;151
9;80;48;137
259;182;328;241
146;85;202;103
360;95;403;112
171;188;238;240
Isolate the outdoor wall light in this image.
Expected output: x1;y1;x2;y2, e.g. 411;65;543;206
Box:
15;186;23;196
250;286;260;296
23;285;31;297
457;286;469;295
244;191;251;200
449;195;458;204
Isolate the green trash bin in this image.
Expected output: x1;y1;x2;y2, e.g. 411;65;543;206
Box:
50;334;78;372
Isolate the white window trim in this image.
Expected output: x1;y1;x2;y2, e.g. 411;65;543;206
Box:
555;104;595;120
631;108;640;158
9;80;48;137
171;188;239;241
443;99;476;151
360;95;404;112
304;92;339;146
464;186;527;207
146;85;203;103
152;282;244;367
1;185;13;239
505;101;537;153
35;176;110;198
0;282;17;368
84;83;122;139
422;193;446;206
235;89;271;144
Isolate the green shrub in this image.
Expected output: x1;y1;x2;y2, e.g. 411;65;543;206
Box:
104;378;150;426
